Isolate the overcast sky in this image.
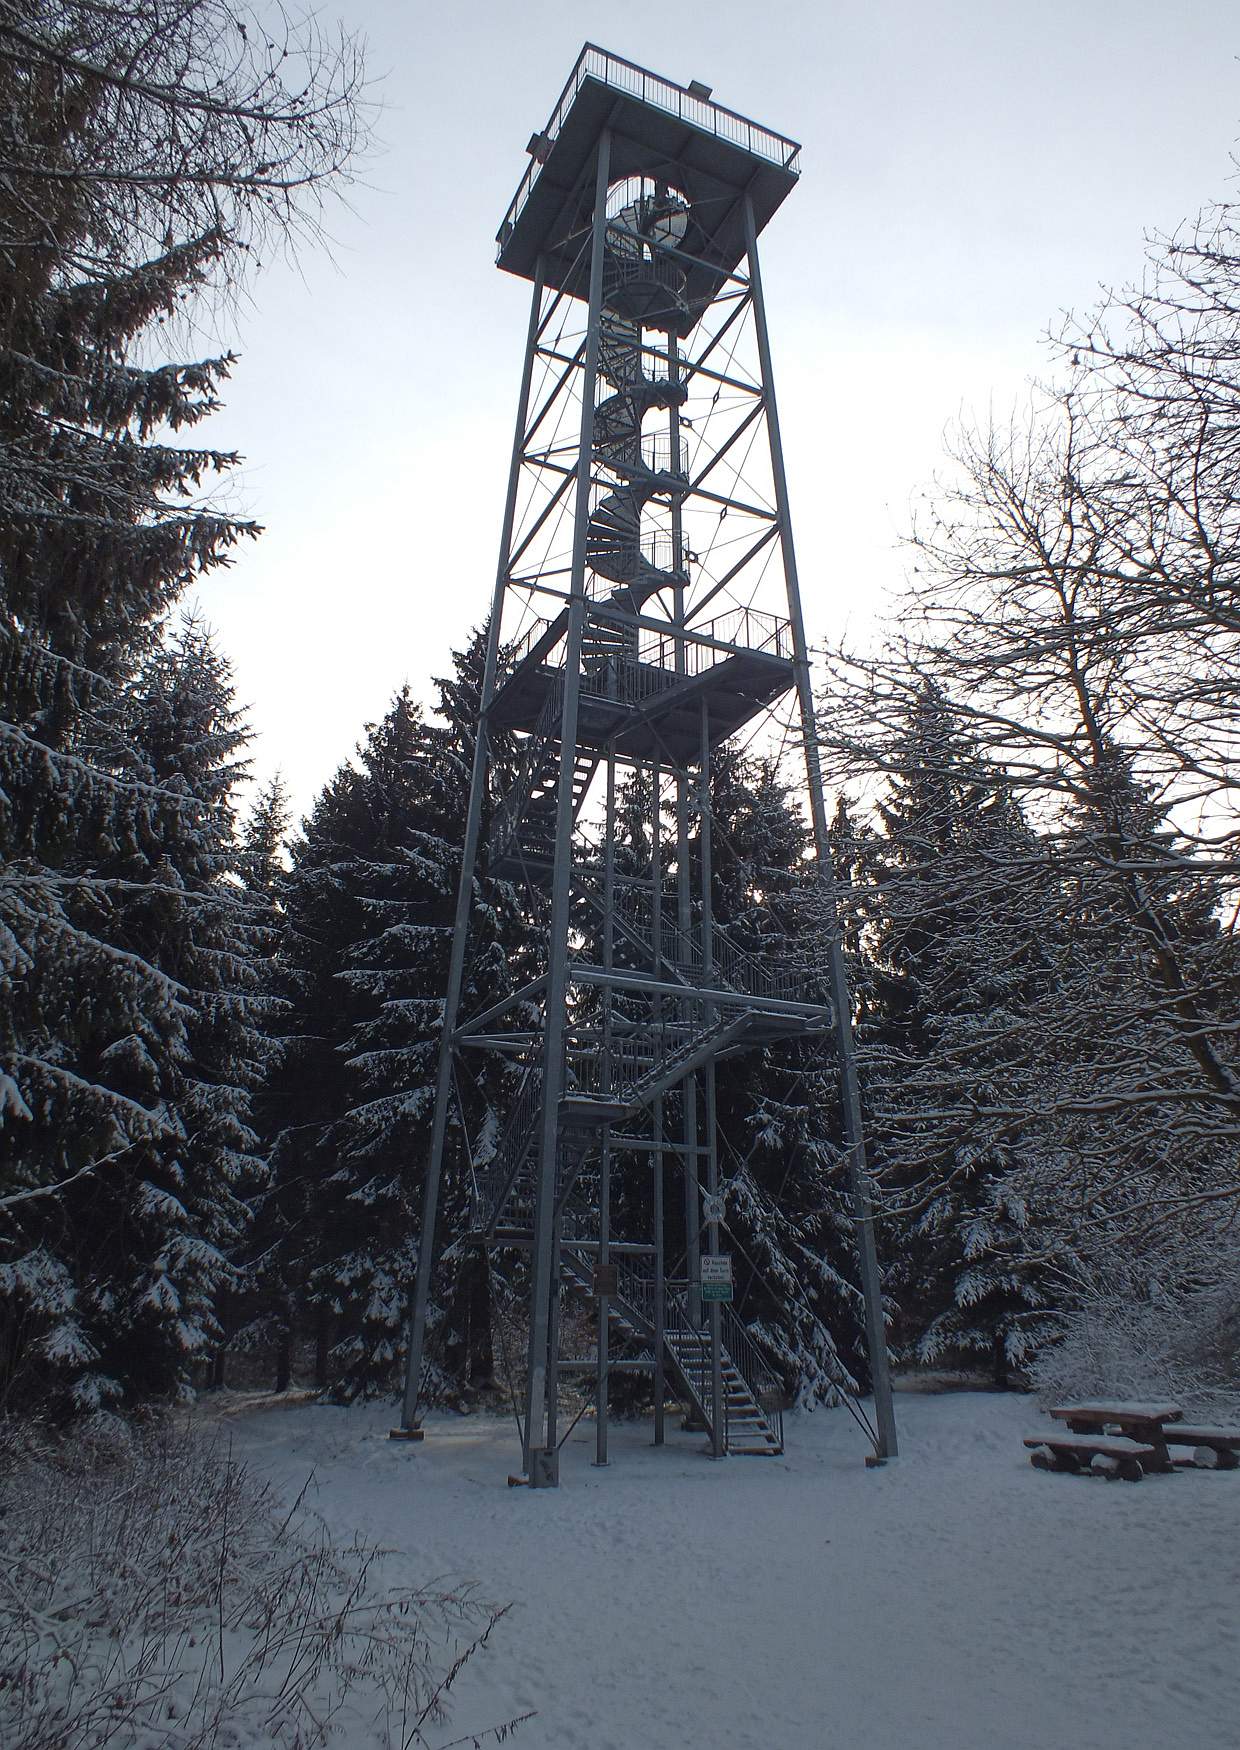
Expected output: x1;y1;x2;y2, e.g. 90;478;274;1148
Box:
197;0;1240;823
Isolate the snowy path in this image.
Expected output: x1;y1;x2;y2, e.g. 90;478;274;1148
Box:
228;1391;1238;1749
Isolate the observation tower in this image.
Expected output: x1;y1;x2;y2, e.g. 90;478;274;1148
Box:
399;46;896;1484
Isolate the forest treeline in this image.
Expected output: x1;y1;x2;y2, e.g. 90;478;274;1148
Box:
3;1;1239;1419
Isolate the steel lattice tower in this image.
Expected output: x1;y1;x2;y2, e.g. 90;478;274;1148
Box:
398;46;896;1485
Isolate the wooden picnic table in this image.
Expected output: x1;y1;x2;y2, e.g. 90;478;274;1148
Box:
1049;1401;1183;1473
1028;1401;1240;1478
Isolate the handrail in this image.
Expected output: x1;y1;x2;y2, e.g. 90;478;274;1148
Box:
663;1291;711;1419
566;1012;738;1106
721;1301;786;1448
664;1286;784;1451
590;873;816;1005
499;601;791;691
639;604;793;672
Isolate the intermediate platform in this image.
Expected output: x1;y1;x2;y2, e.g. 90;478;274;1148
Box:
491;647;794;764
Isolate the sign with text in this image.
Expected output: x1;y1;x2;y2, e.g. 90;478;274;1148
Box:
699;1254;733;1302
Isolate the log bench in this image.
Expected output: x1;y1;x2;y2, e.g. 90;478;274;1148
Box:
1024;1432;1156;1481
1162;1426;1240;1469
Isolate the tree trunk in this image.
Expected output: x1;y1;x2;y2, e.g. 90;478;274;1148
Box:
275;1315;293;1393
314;1305;331;1391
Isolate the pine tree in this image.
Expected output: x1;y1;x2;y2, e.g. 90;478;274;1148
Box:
854;686;1058;1383
0;1;362;1411
270;639;525;1401
220;772;293;1389
0;223;254;1407
1025;745;1240;1264
2;614;268;1408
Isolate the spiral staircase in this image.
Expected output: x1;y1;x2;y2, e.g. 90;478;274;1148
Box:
585;193;693;614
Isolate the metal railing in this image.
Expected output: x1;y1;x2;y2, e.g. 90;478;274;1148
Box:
637;431;685;478
614;1253;657;1328
497;45;801;259
721;1302;786;1449
663;1291;711;1417
577;653;677;712
592;424;686;483
585;516;689;577
568;1010;742;1107
664;1287;784;1451
501;616;559;677
604;877;815;1005
602;244;688;308
637;604;793;673
474;1093;595;1237
500;601;791;691
565;1028;649;1102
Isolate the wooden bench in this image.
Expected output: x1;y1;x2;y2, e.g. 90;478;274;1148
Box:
1161;1425;1240;1470
1049;1400;1182;1474
1024;1432;1156;1481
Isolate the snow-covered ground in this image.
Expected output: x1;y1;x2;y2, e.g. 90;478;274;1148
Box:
229;1390;1239;1749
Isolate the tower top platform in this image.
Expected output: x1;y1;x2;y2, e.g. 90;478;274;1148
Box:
496;44;801;302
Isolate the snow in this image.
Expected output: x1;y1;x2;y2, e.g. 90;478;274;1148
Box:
227;1389;1240;1748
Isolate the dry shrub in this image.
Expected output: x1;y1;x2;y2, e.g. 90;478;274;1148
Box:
1030;1277;1240;1420
0;1415;532;1748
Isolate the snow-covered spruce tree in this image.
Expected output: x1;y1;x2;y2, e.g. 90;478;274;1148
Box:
0;1;362;1409
101;615;269;1400
216;771;292;1389
2;612;270;1408
1029;745;1240;1260
272;646;522;1401
0;199;252;1413
846;685;1059;1384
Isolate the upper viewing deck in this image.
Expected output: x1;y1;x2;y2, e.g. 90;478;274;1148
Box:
496;44;801;301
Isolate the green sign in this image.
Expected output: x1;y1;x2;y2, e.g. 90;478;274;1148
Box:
699;1255;733;1302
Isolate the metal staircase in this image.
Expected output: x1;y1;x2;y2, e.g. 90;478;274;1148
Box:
575;871;822;1009
585;208;692;612
488;679;599;871
471;1010;755;1241
557;1246;784;1455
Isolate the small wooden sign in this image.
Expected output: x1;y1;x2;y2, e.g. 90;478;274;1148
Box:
593;1263;619;1297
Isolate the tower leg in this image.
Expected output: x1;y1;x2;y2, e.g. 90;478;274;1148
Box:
678;765;702;1329
396;257;548;1438
651;761;666;1447
743;194;898;1459
699;700;724;1458
595;746;616;1468
522;129;613;1482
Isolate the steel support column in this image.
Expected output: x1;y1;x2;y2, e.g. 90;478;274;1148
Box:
594;745;616;1468
651;756;666;1447
397;254;548;1436
523;131;613;1483
743;193;898;1459
700;697;724;1459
